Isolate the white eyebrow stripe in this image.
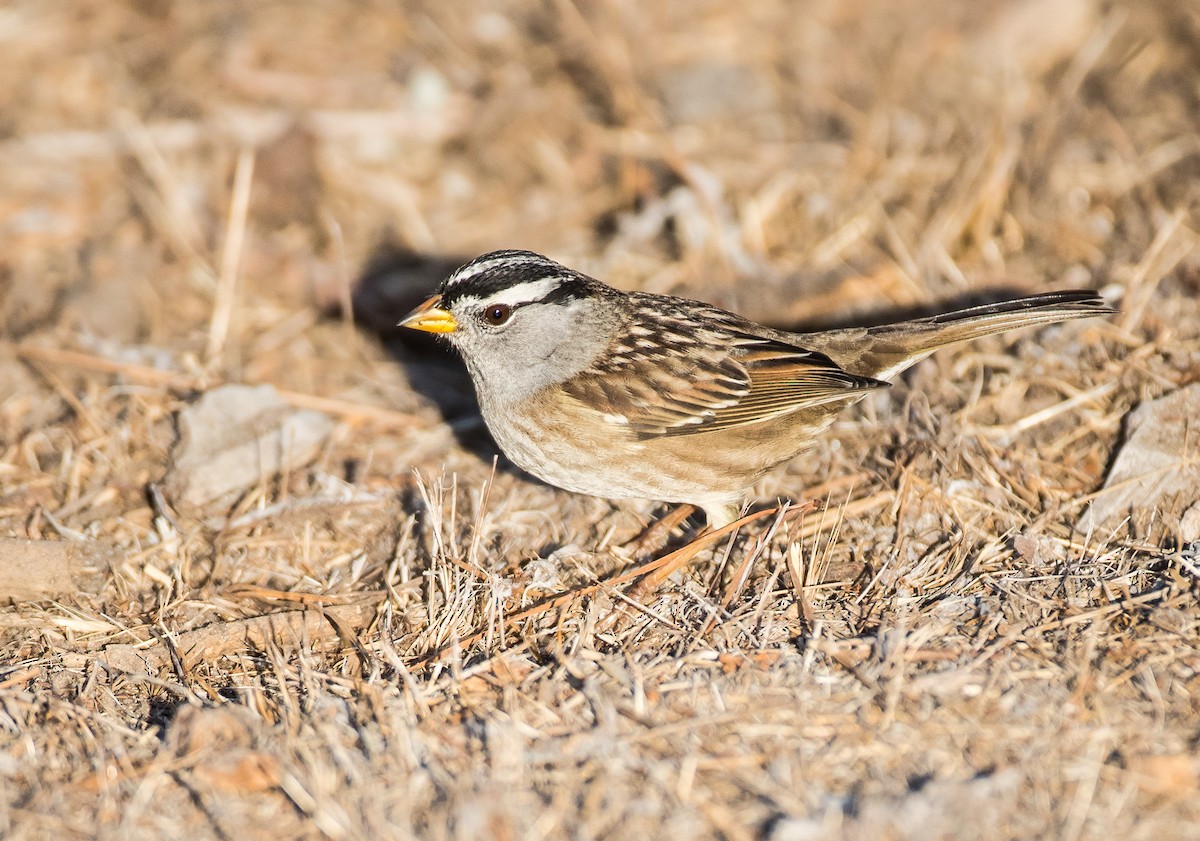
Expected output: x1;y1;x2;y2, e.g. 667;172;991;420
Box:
466;277;563;308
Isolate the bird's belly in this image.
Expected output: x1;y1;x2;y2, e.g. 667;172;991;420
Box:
479;396;845;506
484;404;656;500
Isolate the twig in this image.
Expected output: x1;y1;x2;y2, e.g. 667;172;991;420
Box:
102;602;383;674
207;146;256;362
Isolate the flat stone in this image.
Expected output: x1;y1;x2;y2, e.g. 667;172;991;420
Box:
1180;501;1200;545
0;538;111;600
1080;384;1200;535
658;62;776;124
164;384;335;512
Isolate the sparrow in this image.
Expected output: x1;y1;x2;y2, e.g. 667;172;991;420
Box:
400;250;1112;527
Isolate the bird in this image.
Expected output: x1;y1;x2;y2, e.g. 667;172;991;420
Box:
399;249;1113;528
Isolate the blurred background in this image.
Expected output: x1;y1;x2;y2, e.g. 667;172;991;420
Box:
3;3;1200;838
4;0;1196;365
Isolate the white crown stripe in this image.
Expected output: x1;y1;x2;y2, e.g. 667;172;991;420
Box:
444;255;523;288
444;252;556;289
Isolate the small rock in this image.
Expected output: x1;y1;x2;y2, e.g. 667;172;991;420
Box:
1180;501;1200;544
658;62;776;124
1127;753;1199;801
763;816;827;841
978;0;1098;77
167;705;281;794
164;384;334;512
1012;533;1065;565
1080;385;1200;534
0;347;67;435
0;538;112;600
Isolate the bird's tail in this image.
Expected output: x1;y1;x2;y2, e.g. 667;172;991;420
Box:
809;290;1114;381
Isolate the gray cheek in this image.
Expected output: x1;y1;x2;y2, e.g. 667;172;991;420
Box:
452;320;544;402
451;301;610;404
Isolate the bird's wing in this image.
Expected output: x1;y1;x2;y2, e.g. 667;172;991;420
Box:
561;299;888;438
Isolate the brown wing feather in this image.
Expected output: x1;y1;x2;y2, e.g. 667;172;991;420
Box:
560;298;888;439
691;338;887;434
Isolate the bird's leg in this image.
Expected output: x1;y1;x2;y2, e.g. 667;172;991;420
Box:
623;504;696;559
598;508;777;635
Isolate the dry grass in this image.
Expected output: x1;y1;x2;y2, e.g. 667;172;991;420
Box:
2;0;1199;838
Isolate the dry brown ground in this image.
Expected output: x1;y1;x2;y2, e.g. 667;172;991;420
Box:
2;1;1199;839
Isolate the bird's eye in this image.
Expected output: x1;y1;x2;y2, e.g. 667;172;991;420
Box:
482;304;512;326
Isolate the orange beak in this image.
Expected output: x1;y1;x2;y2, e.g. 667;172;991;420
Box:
398;294;458;333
